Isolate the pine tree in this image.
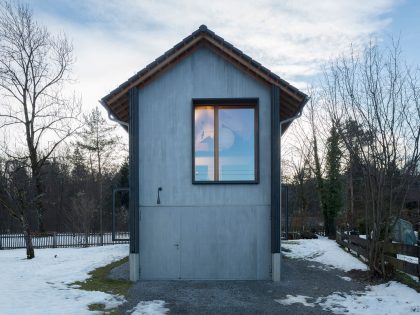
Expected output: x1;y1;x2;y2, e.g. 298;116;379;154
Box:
118;160;129;209
70;147;88;182
77;107;121;244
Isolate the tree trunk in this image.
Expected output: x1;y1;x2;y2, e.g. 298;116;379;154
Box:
22;219;35;259
84;230;89;248
97;149;103;246
29;148;46;233
324;212;330;236
349;171;354;228
327;215;336;239
34;172;46;233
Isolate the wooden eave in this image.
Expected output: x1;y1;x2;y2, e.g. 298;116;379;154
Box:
100;25;308;131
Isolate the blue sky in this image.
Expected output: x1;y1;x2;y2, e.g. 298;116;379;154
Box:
27;0;420;114
384;0;420;66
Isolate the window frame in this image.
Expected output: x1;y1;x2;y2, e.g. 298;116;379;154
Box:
192;98;259;184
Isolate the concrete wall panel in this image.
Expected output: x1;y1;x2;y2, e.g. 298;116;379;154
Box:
137;47;272;280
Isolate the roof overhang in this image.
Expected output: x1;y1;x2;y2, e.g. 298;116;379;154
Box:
100;25;309;132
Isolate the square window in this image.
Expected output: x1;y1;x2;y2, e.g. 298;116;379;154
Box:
193;99;259;183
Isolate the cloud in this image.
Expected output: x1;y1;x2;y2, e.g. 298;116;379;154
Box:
29;0;401;116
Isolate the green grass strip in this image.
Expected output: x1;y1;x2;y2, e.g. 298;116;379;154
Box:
72;256;132;313
395;270;420;293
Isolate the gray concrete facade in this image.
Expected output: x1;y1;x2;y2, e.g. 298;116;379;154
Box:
136;47;272;280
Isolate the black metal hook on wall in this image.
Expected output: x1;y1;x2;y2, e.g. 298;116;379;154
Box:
157;187;162;204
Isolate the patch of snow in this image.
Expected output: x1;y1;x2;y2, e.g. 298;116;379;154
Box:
307;263;332;271
339;276;352;281
282;237;368;271
319;281;420;315
275;281;420;315
0;245;129;315
275;295;316;307
397;254;418;265
129;300;169;315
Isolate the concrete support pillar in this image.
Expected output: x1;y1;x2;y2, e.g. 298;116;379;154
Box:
129;253;140;282
272;253;281;281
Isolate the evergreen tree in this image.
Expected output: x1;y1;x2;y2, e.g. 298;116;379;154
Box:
77;107;121;243
341;120;371;230
118;160;129;188
70;147;89;184
118;160;129;208
324;125;343;237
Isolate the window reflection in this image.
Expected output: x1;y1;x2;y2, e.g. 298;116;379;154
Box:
194;106;214;181
194;104;256;182
219;108;254;181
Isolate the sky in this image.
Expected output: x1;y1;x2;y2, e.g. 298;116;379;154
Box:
26;0;420;126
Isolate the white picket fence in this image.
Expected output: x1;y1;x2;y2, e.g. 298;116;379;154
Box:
0;232;129;249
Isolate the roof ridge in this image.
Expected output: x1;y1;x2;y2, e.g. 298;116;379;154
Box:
101;25;308;117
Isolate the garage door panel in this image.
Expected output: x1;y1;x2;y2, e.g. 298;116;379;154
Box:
139;205;270;280
180;205;270;280
139;207;180;279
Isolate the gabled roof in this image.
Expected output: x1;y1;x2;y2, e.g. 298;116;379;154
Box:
100;25;308;127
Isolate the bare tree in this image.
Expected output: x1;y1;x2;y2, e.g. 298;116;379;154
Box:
0;2;81;231
70;191;97;246
0;160;35;258
323;39;420;277
285;89;334;234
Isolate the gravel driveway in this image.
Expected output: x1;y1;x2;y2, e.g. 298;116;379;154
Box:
111;255;368;314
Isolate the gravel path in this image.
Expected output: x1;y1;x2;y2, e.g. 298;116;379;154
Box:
111;255;368;314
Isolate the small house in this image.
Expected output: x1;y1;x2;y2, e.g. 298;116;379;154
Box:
100;25;308;281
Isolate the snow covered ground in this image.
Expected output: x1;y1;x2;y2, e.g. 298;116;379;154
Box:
0;245;130;315
277;281;420;315
2;237;418;315
130;300;169;315
282;237;368;271
1;245;169;315
280;237;420;314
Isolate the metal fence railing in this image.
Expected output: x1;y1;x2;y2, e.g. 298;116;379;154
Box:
0;232;129;250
